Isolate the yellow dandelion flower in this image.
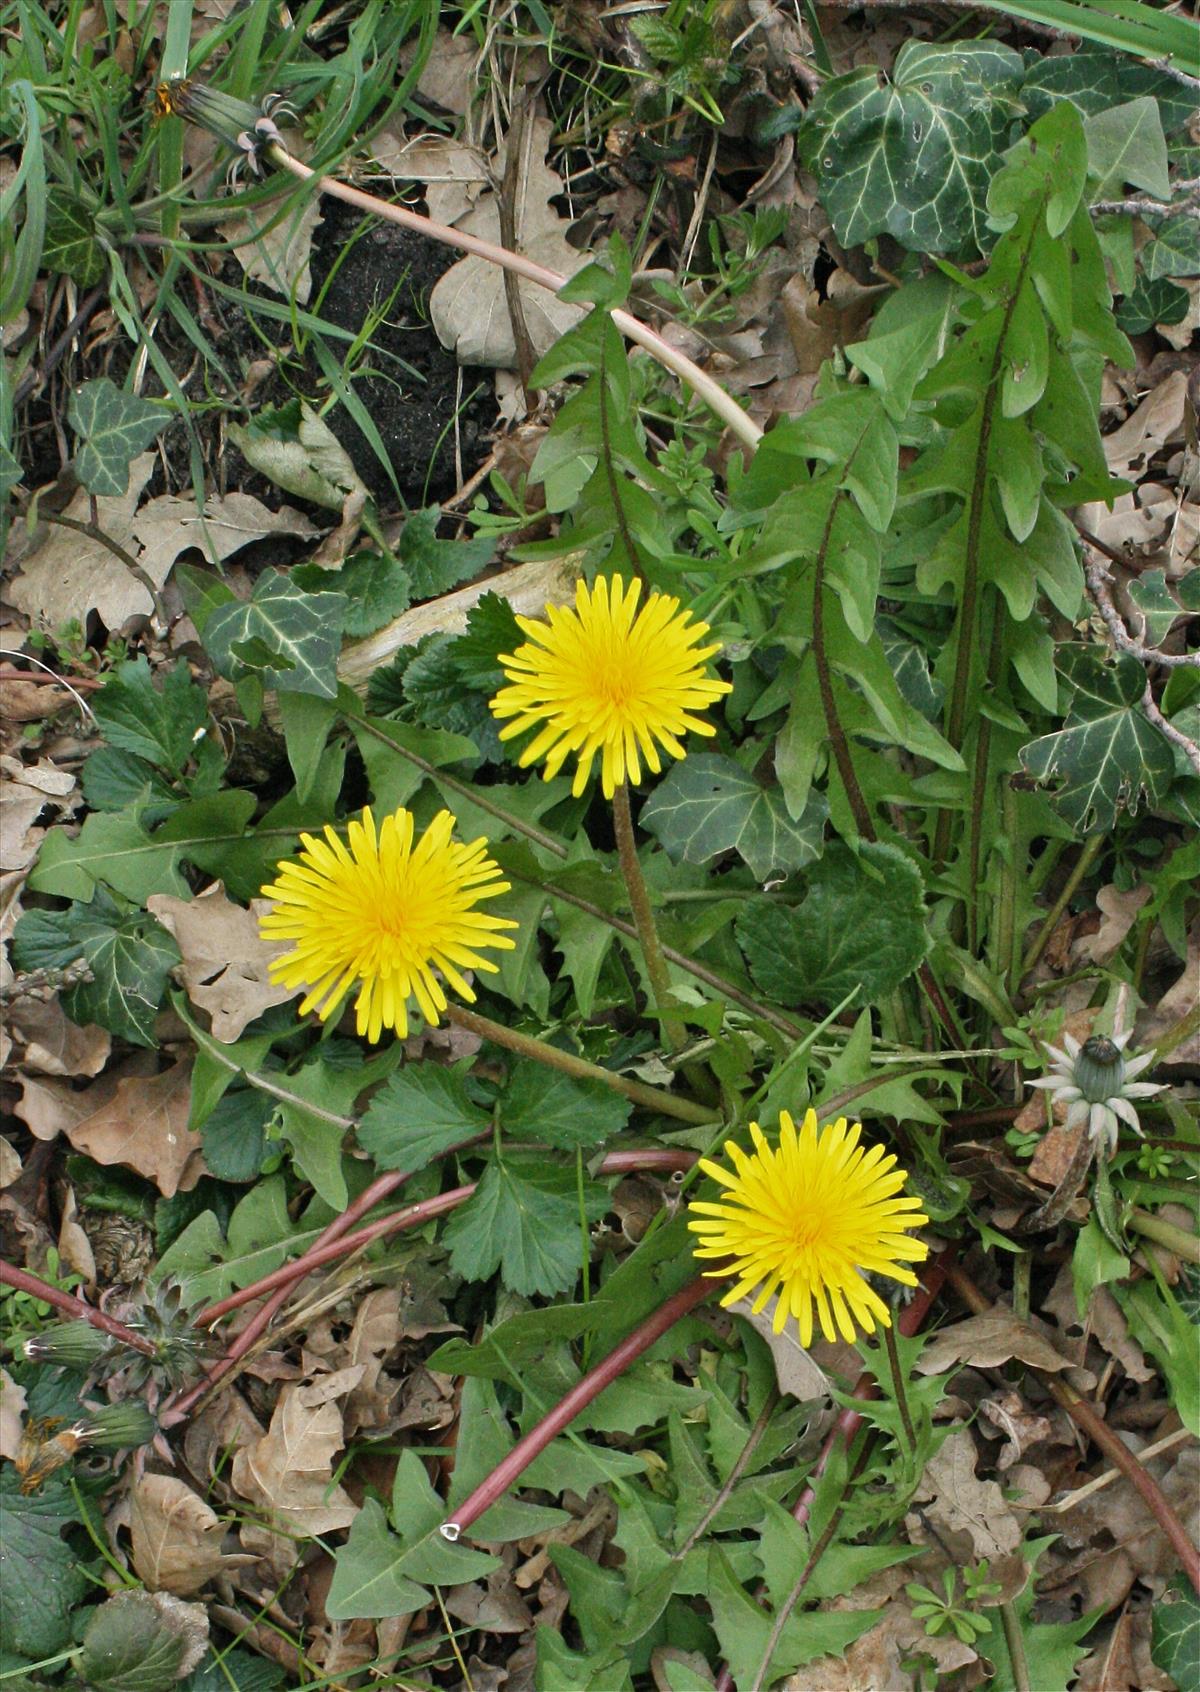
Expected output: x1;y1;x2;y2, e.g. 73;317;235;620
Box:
259;806;518;1043
688;1109;930;1348
489;573;732;799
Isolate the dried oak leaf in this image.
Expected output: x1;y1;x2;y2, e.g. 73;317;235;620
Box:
230;1379;358;1539
146;882;294;1041
908;1427;1023;1562
914;1311;1076;1378
129;1473;234;1596
65;1059;203;1197
0;1367;28;1461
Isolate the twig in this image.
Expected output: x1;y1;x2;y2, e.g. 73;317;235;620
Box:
12;286;106;408
944;1264;1200;1597
1081;547;1200;670
1142;680;1200;779
1043;1427;1195;1513
266;146;763;451
0;1261;157;1357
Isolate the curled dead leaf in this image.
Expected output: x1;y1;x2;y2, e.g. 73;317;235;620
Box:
129;1473;232;1596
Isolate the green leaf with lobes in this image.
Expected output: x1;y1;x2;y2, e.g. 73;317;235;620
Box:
735;841;928;1009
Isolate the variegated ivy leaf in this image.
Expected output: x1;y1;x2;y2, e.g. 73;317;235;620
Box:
800;41;1024;255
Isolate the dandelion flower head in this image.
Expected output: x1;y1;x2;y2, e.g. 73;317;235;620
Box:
489;573;732;799
688;1109;930;1347
259;806;517;1042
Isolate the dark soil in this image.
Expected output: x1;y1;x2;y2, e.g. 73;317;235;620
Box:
298;198;494;507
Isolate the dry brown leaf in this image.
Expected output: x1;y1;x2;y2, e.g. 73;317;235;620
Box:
10;998;112;1081
0;680;74;721
977;1388;1056;1469
57;1186;96;1292
7;456;157;629
429;116;586;367
341;1288;401;1436
0;1138;21;1189
132;491;318;578
66;1059;202;1197
338;557;577;692
1042;1261;1154;1384
401;27;477;115
229;1379;358;1538
1101;370;1188;479
370;133;490;227
914;1311;1075;1377
1073;883;1153;966
0;1367;28;1460
908;1427;1023;1561
146;883;294;1041
728;1296;832;1402
129;1473;231;1596
218;195;324;304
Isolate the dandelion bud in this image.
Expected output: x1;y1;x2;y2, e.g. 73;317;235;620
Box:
24;1320;113;1369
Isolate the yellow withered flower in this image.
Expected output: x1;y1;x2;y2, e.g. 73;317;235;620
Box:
259;806;517;1043
489;573;732;799
689;1109;930;1347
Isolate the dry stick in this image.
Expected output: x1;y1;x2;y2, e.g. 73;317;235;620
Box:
612;782;687;1051
944;1263;1200;1597
441;1273;717;1540
444;1003;715;1123
0;1261;157;1357
712;1250;954;1692
1143;680;1200;780
1081;546;1200;670
267;146;764;453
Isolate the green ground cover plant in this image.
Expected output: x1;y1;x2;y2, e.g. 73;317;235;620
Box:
1;0;1198;1687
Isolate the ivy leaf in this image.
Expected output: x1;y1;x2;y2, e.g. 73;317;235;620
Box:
1116;273;1190;335
357;1063;491;1174
202;570;347;698
398;506;495;601
1019;647;1176;833
735;841;928;1009
641;753;828;881
68;377;169;496
1141;214;1200;281
1152;1576;1200;1692
443;1151;608;1298
13;886;180;1047
801;41;1023;254
1020;48;1197;135
0;1471;89;1658
499;1060;632;1150
43;189;106;286
76;1589;207;1692
92;658;209;774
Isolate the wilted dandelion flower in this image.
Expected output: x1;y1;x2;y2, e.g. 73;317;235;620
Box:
489;573;732;799
688;1109;930;1347
1027;1030;1164;1159
260;806;517;1042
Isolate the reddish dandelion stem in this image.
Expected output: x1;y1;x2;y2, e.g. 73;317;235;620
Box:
441;1274;717;1540
0;1260;157;1357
